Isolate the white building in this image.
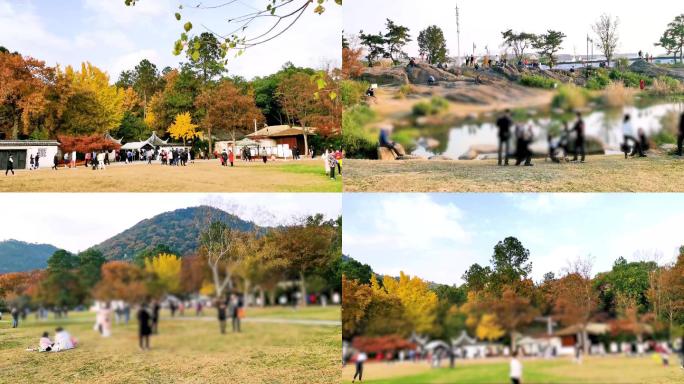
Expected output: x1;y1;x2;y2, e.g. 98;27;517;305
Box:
0;140;60;169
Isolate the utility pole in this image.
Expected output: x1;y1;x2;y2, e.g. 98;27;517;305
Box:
455;3;461;66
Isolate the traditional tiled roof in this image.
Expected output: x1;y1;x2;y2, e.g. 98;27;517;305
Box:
0;140;60;147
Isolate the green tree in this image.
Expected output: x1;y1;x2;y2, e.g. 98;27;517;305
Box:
489;237;532;288
359;31;386;67
114;111;150;142
340;256;373;284
186;33;225;84
132;59;161;117
656;14;684;63
533;30;566;68
501;30;537;62
384;19;411;65
418;25;448;64
462;263;492;291
77;249;106;291
41;250;84;308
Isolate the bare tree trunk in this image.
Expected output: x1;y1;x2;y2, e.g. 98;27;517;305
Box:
299;270;307;307
582;327;590;355
208;127;213;158
12;113;19;140
244;279;251;307
259;289;265;308
303;129;309;158
268;290;276;307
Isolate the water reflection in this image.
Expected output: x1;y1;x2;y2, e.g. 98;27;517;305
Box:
412;101;684;159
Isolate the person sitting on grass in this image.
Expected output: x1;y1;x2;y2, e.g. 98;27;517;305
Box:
39;332;53;352
510;348;523;384
53;327;76;351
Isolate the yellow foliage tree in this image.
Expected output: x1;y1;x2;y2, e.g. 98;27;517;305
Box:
476;313;505;341
59;62;125;135
381;271;439;334
145;253;182;295
167;111;201;145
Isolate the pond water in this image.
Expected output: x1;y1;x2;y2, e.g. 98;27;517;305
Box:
411;101;684;159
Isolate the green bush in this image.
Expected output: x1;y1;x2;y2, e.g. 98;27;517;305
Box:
340;80;369;108
520;74;557;89
412;97;450;117
391;129;419;153
552;84;589;111
430;96;450;113
412;101;432;116
608;69;651;88
395;84;416;99
342;105;378;158
652;129;676;146
586;70;611;90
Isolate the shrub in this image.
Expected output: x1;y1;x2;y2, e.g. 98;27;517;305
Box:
395;84;416;99
650;76;683;95
390;129;419;153
520;74;557;89
342;105;378;158
430;96;450;113
341;80;369;108
412;101;432;116
552;84;589;111
601;83;633;108
586;70;611;90
609;69;650;88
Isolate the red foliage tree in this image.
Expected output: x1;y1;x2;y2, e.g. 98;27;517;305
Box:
57;134;121;153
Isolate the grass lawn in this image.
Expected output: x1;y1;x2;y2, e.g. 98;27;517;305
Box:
344;155;684;192
0;159;342;192
0;307;341;383
342;356;683;383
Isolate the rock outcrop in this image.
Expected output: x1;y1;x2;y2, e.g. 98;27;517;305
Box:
630;59;684;81
358;67;409;86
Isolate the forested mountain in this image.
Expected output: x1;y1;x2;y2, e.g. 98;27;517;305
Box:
93;206;259;260
0;240;60;273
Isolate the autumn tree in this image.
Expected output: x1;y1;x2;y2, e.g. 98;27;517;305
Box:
196;79;264;152
266;215;336;307
180;254;208;296
342;275;373;339
144;253;182;297
0;52;51;139
364;275;413;337
131;59;162;117
148;67;201;135
342;47;364;79
381;271;439;334
593;14;620;66
167;111;201;145
277;73;322;155
40;250;85;308
92;261;148;303
58;63;125;135
554;258;599;354
418;26;448;64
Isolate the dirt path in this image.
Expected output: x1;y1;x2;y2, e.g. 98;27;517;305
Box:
344;155;684;192
0;159;341;192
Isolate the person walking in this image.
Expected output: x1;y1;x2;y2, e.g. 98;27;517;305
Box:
335;149;343;175
328;150;338;180
10;307;19;328
52;153;59;170
352;351;367;383
151;300;161;334
137;303;152;350
29;154;35;170
622;114;645;158
572;112;586;163
677;112;684;156
5;154;14;176
510;349;523;384
217;300;228;335
496;109;513;165
230;293;242;333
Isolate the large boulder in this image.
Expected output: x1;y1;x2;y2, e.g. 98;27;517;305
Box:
377;147;397;161
358;67;409;86
630;59;684;81
406;63;460;84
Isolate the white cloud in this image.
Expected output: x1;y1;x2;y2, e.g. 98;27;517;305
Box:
82;0;172;26
0;0;69;53
509;193;595;214
109;48;162;78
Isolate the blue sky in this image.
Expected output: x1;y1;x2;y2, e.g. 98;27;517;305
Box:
344;0;680;58
343;194;684;285
0;0;341;81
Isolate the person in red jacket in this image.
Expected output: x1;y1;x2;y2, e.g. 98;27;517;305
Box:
229;150;235;167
